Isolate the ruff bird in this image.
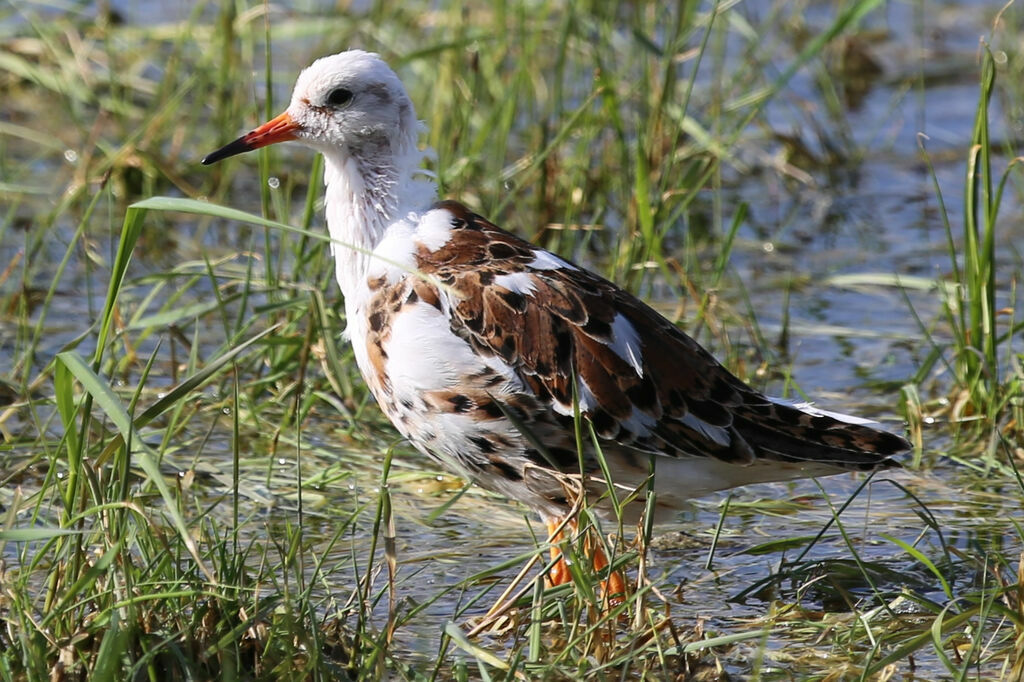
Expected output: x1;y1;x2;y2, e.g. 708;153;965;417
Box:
203;50;908;600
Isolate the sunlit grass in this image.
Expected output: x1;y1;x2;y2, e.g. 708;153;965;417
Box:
904;42;1024;469
1;0;1023;679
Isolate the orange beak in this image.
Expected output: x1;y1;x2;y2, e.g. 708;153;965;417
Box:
202;111;301;165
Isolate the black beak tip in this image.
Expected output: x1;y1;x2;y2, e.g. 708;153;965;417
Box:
201;136;252;166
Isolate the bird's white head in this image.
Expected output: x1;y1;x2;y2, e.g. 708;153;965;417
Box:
203;50;436;300
287;50;420;161
203;50;420;167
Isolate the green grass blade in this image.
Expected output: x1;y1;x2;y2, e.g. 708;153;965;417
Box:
879;532;953;600
55;351;216;583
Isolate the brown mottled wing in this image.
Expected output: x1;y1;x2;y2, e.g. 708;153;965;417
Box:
416;201;907;470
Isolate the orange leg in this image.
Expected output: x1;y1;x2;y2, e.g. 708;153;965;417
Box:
544;518;575;587
587;534;626;607
544;518;627;606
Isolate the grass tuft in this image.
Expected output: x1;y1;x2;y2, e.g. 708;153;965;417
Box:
910;43;1024;456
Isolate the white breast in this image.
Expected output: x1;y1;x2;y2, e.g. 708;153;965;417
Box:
384;302;475;396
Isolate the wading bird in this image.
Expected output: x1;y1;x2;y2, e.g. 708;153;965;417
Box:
203;50;907;603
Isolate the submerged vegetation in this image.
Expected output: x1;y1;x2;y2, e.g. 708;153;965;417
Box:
0;0;1022;679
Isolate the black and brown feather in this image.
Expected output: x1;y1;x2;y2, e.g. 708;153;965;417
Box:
362;200;906;514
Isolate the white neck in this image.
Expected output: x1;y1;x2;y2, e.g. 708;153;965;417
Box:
321;138;436;301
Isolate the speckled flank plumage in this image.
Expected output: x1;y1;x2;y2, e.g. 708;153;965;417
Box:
203;50;909;525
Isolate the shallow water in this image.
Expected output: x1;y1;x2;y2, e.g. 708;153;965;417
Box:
2;0;1023;678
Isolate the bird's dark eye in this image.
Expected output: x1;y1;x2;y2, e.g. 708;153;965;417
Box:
326;88;353;107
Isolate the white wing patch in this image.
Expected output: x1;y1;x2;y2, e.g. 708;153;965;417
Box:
528;249;577;271
414;207;455;251
770;397;877;426
494;272;537;296
609;313;644;376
